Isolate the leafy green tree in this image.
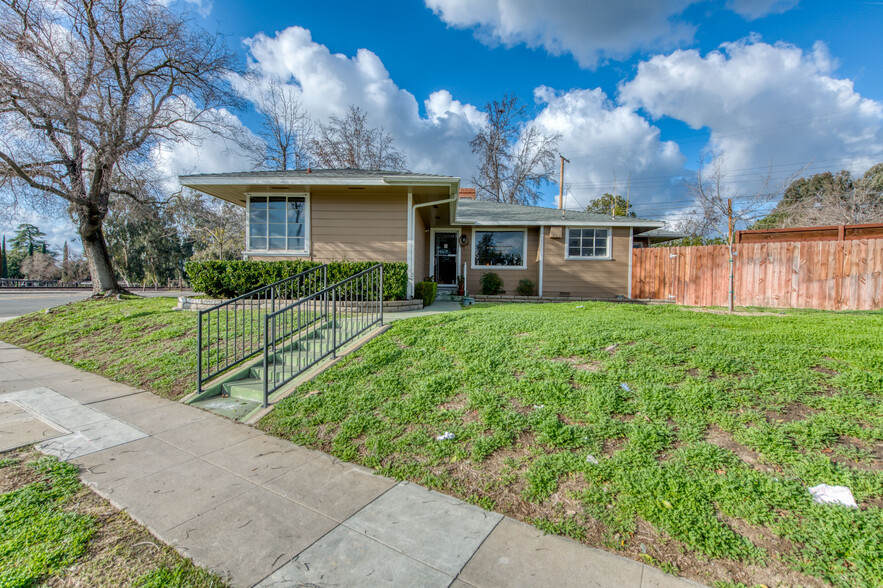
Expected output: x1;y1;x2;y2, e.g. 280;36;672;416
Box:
585;193;636;217
9;224;49;256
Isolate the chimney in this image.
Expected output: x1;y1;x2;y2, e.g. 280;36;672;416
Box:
458;188;476;200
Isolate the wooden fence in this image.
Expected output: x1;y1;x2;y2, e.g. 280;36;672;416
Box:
631;240;883;310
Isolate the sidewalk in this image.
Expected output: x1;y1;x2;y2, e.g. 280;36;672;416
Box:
0;341;703;588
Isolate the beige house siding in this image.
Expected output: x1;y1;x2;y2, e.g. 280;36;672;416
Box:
467;227;540;295
250;192;408;263
542;226;631;298
413;211;427;282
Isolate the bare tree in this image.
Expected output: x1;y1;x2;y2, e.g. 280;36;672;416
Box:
0;0;240;295
171;190;245;260
20;251;61;280
470;93;560;206
247;76;312;170
684;152;779;310
309;105;407;171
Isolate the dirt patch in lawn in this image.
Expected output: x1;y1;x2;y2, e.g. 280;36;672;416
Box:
705;425;777;473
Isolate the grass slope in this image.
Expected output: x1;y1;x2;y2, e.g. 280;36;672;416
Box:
259;302;883;587
0;447;225;587
0;297;198;400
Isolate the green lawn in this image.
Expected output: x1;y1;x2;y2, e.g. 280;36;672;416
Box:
258;302;883;587
1;298;881;586
0;447;225;587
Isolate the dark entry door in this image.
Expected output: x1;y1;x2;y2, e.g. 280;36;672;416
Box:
434;232;458;285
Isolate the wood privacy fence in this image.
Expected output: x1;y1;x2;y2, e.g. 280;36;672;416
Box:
631;240;883;310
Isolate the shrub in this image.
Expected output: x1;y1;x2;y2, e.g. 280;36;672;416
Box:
414;281;437;307
516;278;535;296
480;272;503;295
184;260;408;300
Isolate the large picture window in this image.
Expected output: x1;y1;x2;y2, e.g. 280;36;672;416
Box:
566;228;610;259
472;230;526;268
248;195;308;253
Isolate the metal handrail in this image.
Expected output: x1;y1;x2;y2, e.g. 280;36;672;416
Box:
260;264;384;406
196;264;327;395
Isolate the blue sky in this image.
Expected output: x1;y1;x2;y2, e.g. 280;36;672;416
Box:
6;0;883;250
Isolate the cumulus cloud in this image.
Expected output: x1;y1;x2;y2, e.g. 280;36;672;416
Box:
426;0;699;68
158;0;212;18
619;39;883;190
530;87;687;210
726;0;799;20
150;107;260;192
235;26;485;178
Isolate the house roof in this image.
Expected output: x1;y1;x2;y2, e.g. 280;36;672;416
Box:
453;199;664;230
179;169;459;186
639;228;689;242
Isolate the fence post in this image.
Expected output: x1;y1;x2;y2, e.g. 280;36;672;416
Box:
262;314;269;408
379;264;384;325
332;289;337;359
196;311;203;396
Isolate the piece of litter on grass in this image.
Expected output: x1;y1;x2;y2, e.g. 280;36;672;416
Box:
809;484;857;508
620;383;631;392
586;454;599;465
533;404;544;409
576;305;584;308
436;431;455;441
605;344;618;353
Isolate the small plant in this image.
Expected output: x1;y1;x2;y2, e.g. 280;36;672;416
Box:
479;272;503;295
414;281;437;306
516;279;534;296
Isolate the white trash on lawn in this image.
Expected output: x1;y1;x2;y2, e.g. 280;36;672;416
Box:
586;454;599;465
436;431;456;441
620;383;632;392
808;484;858;508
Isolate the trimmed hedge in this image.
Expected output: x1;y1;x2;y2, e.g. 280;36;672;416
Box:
414;281;437;307
184;260;408;300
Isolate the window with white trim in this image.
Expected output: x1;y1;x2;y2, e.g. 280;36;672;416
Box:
248;195;307;252
567;228;610;259
473;230;526;268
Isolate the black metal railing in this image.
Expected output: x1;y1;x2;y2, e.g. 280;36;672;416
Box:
261;264;383;406
197;264;327;395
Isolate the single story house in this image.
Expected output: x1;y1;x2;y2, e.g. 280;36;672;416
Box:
178;169;674;299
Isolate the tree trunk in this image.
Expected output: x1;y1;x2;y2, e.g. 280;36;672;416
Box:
77;207;129;296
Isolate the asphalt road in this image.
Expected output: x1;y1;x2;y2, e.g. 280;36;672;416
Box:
0;289;194;321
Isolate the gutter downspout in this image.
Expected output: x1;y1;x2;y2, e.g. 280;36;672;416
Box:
538;225;545;298
407;190;414;298
407;191;458;299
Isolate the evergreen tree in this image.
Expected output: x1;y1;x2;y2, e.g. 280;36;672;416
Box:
10;224;48;256
0;236;6;278
62;242;70;283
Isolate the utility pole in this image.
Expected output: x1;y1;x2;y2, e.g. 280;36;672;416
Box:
558;154;570;210
626;173;631;217
727;197;735;312
611;171;617;218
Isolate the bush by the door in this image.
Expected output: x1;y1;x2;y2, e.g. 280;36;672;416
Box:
480;272;503;295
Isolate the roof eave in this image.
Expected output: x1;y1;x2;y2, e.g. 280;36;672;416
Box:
178;173;460;189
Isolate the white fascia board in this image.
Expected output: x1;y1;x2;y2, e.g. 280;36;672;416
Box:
179;175;390;187
455;219;665;228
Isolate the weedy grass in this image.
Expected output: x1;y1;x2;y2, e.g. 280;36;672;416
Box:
260;302;883;587
0;448;225;587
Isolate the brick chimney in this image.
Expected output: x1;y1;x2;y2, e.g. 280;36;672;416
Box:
458;188;476;199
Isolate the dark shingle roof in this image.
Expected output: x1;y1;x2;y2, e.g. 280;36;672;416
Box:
455;199;662;227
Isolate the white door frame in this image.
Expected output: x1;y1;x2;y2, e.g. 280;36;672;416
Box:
429;227;461;285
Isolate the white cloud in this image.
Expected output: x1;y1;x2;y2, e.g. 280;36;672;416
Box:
426;0;699;68
619;39;883;191
531;87;687;211
150;107;260;192
158;0;212;18
726;0;799;20
236;26;485;178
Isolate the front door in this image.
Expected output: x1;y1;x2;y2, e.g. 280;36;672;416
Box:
434;232;458;285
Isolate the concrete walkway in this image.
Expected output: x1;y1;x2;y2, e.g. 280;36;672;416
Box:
0;341;703;588
385;299;464;322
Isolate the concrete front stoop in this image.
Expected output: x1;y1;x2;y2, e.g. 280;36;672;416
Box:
0;343;706;588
